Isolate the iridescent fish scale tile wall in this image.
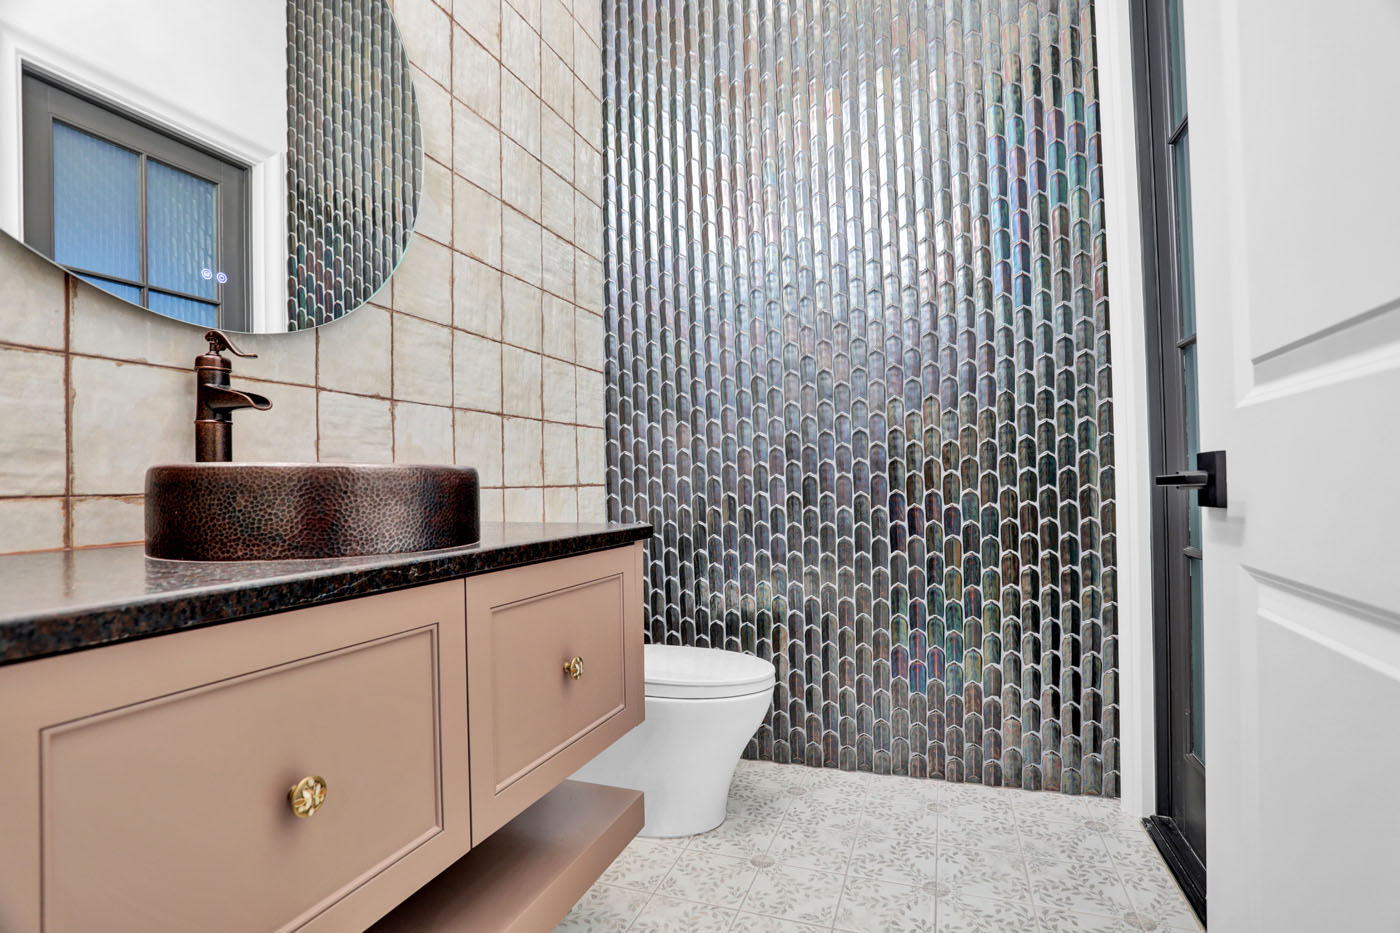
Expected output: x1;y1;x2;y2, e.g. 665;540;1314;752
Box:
603;0;1117;797
286;0;421;330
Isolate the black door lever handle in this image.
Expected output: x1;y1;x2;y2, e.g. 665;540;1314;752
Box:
1154;471;1209;488
1153;450;1227;508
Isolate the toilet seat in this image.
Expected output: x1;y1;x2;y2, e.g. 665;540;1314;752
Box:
643;644;775;699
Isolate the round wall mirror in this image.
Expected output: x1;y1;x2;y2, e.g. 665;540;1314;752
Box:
0;0;422;333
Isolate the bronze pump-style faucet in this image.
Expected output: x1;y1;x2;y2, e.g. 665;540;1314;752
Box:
194;330;272;462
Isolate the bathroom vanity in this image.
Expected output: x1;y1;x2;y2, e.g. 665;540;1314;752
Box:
0;522;651;932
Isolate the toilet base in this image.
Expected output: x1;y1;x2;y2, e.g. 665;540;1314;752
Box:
572;689;772;837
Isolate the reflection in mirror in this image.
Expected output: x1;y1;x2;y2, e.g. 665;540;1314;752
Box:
0;0;422;334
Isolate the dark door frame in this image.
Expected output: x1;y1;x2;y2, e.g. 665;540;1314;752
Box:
1128;0;1207;923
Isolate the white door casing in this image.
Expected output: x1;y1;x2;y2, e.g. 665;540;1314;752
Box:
1186;1;1400;930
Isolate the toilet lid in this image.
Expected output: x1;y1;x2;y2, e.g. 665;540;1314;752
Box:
643;644;776;699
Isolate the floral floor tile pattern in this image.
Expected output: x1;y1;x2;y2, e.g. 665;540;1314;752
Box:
556;761;1202;933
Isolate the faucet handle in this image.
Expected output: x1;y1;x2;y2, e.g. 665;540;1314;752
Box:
204;329;257;359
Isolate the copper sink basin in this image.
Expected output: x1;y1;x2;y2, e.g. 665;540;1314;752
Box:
144;463;479;560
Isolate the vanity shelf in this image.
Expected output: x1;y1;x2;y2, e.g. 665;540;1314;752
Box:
370;780;644;932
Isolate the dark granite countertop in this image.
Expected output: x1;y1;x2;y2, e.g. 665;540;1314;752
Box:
0;521;652;666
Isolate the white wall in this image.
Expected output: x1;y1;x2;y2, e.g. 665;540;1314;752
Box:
1094;2;1158;819
0;0;288;327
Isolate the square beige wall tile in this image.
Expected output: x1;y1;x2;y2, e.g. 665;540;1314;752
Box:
578;425;605;483
501;2;541;92
71;358;188;496
416;71;454;165
575;308;604;370
417;157;454;245
0;498;65;552
0;346;67;496
503;416;543;484
319;306;393;397
542;295;575;361
454;178;504;267
478;486;505;522
504;486;544;522
502;207;543;287
455;103;502;196
394;237;454;324
502;71;542;152
544;486;578;522
395;0;452;84
0;236;64;350
578;485;607;522
394;402;455;463
501;345;542;417
318;391;394;462
542;230;574;302
502;277;543;350
542;422;577;485
541;357;576;422
393;315;454;405
454;0;501;55
502;138;542;220
454;330;503;411
237;381;318;463
541;47;572;120
576;367;605;427
454;409;504;485
454;252;504;339
453;27;500;123
72;496;144;548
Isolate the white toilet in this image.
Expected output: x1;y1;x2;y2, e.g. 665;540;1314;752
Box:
572;644;775;837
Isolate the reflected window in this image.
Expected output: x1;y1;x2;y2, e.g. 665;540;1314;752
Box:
20;73;250;330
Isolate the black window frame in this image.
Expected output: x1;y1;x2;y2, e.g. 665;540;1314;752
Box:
20;71;251;331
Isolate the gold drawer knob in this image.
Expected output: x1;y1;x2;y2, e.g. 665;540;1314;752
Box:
288;775;328;818
563;656;585;680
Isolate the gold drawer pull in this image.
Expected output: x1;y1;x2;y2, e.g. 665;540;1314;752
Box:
288;775;328;818
563;656;585;681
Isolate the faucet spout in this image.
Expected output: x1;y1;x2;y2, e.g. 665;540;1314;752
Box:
200;385;272;414
193;330;274;462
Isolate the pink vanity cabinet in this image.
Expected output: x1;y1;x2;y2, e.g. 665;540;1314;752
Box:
0;542;645;933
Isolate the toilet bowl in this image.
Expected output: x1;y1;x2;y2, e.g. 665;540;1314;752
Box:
572;644;775;837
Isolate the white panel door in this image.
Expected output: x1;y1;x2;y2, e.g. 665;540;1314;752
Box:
1184;1;1400;929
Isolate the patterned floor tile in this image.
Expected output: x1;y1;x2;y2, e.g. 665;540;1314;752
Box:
937;845;1032;902
847;832;940;886
1016;820;1113;862
730;911;831;931
938;810;1023;855
834;876;938;932
655;850;758;907
688;813;784;859
784;796;865;833
1011;790;1094;827
555;882;650;931
1118;866;1200;931
564;767;1192;933
628;894;738;932
598;837;686;892
1100;832;1169;877
741;862;846;926
767;820;858;874
1026;855;1137;918
858;801;941;839
1035;906;1147;932
935;891;1037;932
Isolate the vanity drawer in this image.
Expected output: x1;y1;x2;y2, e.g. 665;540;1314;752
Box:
467;544;644;840
0;581;470;933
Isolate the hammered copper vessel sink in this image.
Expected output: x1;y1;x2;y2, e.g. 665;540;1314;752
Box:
144;464;480;561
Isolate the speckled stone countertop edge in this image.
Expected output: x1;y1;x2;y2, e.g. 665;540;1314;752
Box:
0;522;653;667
